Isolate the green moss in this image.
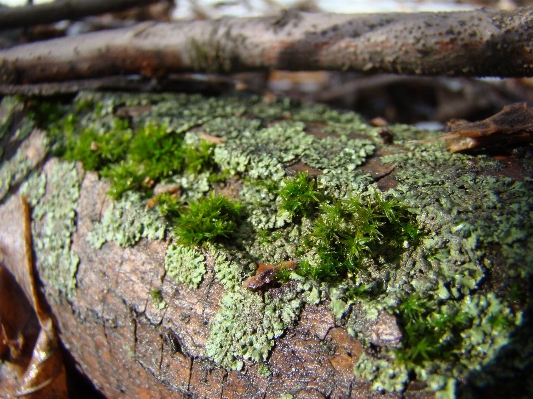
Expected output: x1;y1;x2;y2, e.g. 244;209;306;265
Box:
278;172;320;219
150;288;167;310
165;243;206;289
173;194;244;246
297;187;420;281
63;120;132;171
32;161;80;298
88;191;166;248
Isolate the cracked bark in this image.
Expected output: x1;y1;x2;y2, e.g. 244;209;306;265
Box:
1;7;533;86
21;158;418;399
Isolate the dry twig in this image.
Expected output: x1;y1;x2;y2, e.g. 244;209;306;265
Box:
1;7;532;85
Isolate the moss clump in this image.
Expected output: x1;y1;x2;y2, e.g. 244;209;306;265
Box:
395;294;472;364
278;172;320;219
100;121;215;199
297;188;420;281
173;194;244;246
165;243;206;289
150;288;167;310
355;292;520;393
63;120;132;171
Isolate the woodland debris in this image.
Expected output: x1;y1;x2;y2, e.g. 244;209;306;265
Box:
445;102;533;152
1;8;533;85
0;0;162;31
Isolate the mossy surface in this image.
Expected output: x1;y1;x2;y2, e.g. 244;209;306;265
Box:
24;91;533;396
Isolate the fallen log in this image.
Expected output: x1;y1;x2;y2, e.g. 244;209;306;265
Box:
0;91;532;398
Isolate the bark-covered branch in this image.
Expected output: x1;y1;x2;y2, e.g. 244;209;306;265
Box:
1;7;532;84
0;0;162;31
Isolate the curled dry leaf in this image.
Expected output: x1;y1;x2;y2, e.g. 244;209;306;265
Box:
444;102;533;152
0;196;68;399
243;261;296;291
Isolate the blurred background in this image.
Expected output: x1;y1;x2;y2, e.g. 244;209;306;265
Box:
1;0;533;131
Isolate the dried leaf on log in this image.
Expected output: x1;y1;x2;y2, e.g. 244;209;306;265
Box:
0;196;68;399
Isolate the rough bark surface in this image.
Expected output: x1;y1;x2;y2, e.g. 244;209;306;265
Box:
39;166;413;399
1;7;533;84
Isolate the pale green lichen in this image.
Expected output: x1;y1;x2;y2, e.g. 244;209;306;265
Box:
0;149;34;200
204;288;302;370
87;191;166;248
165;243;206;289
19;171;47;207
32;161;80;298
208;244;254;292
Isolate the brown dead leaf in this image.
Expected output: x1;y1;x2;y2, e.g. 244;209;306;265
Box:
0;196;68;399
445;102;533;152
243;261;296;291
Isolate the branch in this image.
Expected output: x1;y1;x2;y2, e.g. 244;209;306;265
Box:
0;0;162;31
1;7;532;84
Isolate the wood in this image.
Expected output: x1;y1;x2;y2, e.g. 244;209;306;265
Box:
0;0;162;31
1;8;533;85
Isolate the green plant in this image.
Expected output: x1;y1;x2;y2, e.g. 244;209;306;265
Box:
101;160;146;199
395;295;471;365
63;121;132;171
278;172;320;218
297;190;420;281
128;121;186;181
273;263;294;284
174;194;244;246
155;193;181;218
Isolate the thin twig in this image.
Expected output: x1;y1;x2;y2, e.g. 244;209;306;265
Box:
0;0;162;31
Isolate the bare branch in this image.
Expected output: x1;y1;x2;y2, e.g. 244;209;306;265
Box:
0;0;162;31
1;7;532;83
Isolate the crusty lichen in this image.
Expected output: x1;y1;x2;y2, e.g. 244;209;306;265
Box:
0;149;34;200
204;287;303;371
88;191;166;248
27;91;532;396
31;161;80;298
165;243;206;289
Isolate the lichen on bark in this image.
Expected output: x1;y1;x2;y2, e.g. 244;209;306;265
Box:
3;91;531;397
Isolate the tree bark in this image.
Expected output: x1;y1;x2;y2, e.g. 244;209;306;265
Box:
0;0;162;31
1;7;533;85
